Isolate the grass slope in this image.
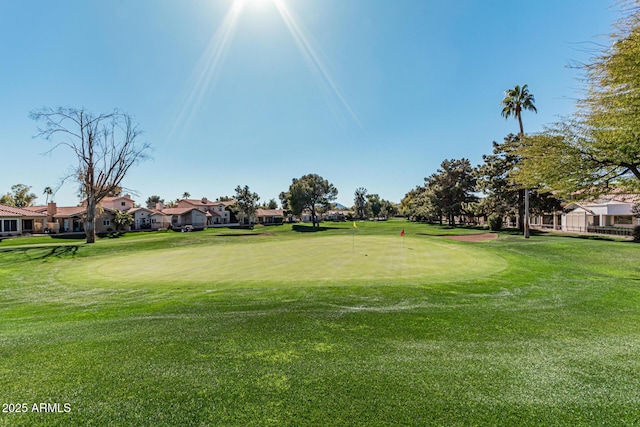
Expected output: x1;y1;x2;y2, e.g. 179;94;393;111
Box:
0;220;639;426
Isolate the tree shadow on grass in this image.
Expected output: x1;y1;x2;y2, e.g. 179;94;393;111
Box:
0;245;80;263
563;235;621;242
97;232;126;239
51;233;86;240
292;225;341;233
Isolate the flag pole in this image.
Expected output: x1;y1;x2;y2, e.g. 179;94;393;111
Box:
352;221;357;253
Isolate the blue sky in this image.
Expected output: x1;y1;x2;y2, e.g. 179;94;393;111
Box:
0;0;621;208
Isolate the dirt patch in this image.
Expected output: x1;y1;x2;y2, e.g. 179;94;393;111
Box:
443;233;498;242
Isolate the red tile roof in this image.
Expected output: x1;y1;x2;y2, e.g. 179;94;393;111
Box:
256;209;284;217
160;207;205;215
179;198;236;208
22;205;48;214
52;206;87;218
0;204;46;217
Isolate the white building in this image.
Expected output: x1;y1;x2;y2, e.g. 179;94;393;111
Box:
562;197;638;233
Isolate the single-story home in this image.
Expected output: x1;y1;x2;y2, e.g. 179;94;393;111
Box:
0;204;47;237
21;202;122;234
323;210;347;222
256;209;284;225
562;199;637;233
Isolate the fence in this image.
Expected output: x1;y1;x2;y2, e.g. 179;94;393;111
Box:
587;226;634;237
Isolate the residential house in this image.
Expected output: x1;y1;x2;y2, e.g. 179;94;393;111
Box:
323;210;347;222
25;195;136;234
149;210;172;230
50;203;122;233
128;207;152;230
562;196;639;234
256;209;284;225
160;207;208;230
529;211;563;231
299;208;316;223
176;198;234;226
95;194;135;211
0;204;47;237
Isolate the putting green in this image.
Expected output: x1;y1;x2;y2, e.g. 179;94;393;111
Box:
59;235;507;287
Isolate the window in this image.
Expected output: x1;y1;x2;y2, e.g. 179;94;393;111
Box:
103;219;111;226
121;202;126;206
3;219;18;232
614;215;633;225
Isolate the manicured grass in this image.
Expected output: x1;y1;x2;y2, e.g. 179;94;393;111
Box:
58;235;506;287
0;220;639;426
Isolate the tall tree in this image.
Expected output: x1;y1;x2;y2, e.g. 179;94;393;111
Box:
43;186;53;204
258;198;279;209
477;134;562;226
234;185;259;225
501;84;537;135
366;194;382;219
146;195;164;209
353;187;367;219
516;7;640;196
266;198;278;210
476;134;523;222
379;199;397;219
31;107;150;243
287;174;338;227
182;192;191;199
400;186;426;219
424;158;478;226
0;184;37;207
501;84;537;238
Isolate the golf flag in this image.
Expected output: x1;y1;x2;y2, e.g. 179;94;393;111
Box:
353;221;357;228
400;229;405;237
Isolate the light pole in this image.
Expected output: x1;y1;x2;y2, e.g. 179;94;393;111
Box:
524;188;530;238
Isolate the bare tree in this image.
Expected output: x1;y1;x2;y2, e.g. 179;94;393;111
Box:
31;107;151;243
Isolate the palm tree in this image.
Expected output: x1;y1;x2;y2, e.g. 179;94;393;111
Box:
354;187;367;219
43;186;53;204
501;84;537;238
501;84;537;135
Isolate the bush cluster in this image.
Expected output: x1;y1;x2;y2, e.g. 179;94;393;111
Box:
488;214;503;231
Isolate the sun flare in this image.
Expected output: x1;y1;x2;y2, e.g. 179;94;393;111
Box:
234;0;272;9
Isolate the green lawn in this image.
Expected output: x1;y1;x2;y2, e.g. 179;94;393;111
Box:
1;220;639;426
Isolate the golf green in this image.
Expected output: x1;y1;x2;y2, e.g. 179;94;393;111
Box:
58;235;506;287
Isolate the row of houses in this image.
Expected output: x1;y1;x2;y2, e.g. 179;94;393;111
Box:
0;195;290;237
4;191;637;238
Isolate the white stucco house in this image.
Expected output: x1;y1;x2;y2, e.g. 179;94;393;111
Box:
562;197;638;233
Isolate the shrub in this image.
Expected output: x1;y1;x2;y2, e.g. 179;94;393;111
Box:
633;225;640;242
488;214;503;232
